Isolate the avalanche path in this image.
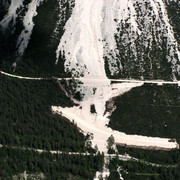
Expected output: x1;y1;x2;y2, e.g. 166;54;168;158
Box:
54;0;180;152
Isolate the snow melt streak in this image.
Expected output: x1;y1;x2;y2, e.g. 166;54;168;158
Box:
17;0;44;55
0;0;23;29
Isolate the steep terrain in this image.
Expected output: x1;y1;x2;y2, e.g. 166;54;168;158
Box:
0;0;179;80
0;0;179;153
56;0;180;80
0;1;180;179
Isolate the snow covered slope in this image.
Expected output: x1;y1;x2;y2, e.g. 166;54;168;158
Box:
16;0;44;55
0;0;179;80
0;0;23;30
56;0;180;80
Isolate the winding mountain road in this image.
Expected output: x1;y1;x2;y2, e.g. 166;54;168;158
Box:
1;70;179;86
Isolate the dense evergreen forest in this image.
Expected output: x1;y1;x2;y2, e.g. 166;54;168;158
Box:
108;84;180;142
107;145;180;179
0;74;91;152
108;83;180;180
108;156;180;180
0;147;104;180
116;146;180;165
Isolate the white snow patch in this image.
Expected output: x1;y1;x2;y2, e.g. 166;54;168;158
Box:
56;0;106;78
16;0;44;55
94;170;110;180
55;0;139;77
94;155;110;180
0;0;23;29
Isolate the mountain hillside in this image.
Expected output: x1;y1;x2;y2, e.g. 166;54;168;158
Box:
0;1;180;179
0;0;179;80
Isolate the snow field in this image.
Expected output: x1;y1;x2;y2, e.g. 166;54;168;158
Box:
56;0;180;78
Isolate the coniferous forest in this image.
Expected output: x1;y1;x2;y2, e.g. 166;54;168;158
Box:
109;84;180;142
108;156;180;180
0;1;180;179
0;73;103;179
0;147;104;179
0;74;88;152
